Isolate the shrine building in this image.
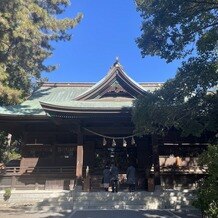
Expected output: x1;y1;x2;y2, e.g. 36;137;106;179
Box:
0;61;208;191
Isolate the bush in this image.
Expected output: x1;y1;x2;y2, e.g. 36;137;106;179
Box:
3;188;11;201
193;145;218;217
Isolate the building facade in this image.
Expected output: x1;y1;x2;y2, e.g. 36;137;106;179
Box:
0;61;207;191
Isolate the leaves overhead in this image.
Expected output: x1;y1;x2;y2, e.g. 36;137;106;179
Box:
0;0;82;105
136;0;218;62
133;0;218;138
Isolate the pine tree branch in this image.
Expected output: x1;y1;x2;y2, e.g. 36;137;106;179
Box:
188;0;218;6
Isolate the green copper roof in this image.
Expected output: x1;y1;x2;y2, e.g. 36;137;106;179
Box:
0;83;162;116
0;86;90;116
0;62;163;116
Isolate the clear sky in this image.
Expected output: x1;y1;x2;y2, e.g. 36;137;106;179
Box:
44;0;182;83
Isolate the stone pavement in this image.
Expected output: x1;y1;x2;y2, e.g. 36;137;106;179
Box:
0;190;202;217
0;207;202;218
68;209;202;218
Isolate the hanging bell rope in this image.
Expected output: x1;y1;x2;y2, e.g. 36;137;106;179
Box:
83;127;138;140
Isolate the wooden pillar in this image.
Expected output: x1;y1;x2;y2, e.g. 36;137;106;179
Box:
76;128;84;187
21;131;28;156
76;145;83;178
52;144;56;164
152;135;161;186
51;134;57;165
23;131;28;144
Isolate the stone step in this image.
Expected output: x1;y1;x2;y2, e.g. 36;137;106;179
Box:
72;203;158;210
0;190;197;212
0;190;70;205
70;191;195;210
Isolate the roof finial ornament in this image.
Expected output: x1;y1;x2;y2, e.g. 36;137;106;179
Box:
114;56;119;67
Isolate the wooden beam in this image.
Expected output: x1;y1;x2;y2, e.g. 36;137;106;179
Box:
152;135;161;186
76;145;83;178
76;127;84;182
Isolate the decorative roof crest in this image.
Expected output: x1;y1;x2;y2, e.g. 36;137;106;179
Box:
113;57;119;66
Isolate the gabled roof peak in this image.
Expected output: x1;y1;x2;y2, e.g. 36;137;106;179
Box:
75;60;147;101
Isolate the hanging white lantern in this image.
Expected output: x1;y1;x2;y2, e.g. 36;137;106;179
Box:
112;139;116;147
123;138;127;147
103;138;107;146
7;133;12;146
131;137;135;145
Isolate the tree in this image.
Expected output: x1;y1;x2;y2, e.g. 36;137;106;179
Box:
133;62;218;137
136;0;218;62
0;131;21;164
0;0;82;105
193;144;218;217
133;0;218;138
133;1;218;215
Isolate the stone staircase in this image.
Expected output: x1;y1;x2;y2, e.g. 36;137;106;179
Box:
0;189;197;213
70;190;196;210
71;191;163;210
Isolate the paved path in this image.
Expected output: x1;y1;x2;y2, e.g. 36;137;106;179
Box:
68;209;201;218
0;207;201;218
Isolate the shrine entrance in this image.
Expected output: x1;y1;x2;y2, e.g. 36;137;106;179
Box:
94;146;137;173
87;133;152;191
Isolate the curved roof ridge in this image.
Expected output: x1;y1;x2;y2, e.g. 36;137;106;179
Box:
74;64;116;100
42;82;95;87
75;61;147;100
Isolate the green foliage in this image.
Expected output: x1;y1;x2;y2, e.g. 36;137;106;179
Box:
0;65;22;105
0;131;7;162
133;68;218;137
133;0;218;138
193;145;218;217
136;0;218;62
7;150;21;162
134;2;218;215
0;0;82;105
3;188;11;201
0;131;21;164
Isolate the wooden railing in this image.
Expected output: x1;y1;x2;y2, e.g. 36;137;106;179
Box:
0;167;20;174
0;166;76;176
150;165;208;174
1;165;208;176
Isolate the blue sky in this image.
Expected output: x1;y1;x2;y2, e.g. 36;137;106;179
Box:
45;0;182;83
